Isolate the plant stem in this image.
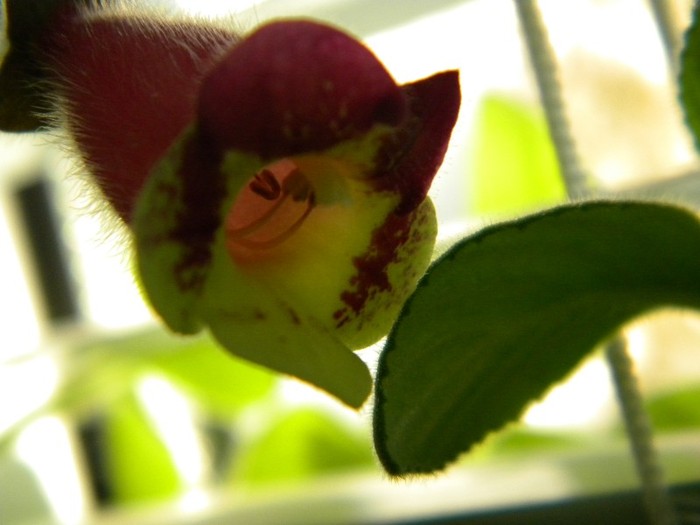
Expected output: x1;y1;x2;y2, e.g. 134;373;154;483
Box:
513;0;589;198
606;339;678;525
514;1;677;524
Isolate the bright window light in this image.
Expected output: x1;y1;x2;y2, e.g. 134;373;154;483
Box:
524;357;614;429
173;0;259;16
136;374;207;486
0;355;59;434
15;417;87;525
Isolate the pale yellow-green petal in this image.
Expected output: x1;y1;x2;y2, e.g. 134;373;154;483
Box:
135;141;372;407
201;225;373;407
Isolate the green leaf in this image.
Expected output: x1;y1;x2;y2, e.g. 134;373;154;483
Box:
469;95;565;215
680;2;700;149
0;329;277;451
71;329;277;418
146;337;276;417
373;201;700;476
646;385;700;432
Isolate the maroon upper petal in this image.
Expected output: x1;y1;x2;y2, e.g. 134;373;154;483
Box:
198;20;407;157
374;71;461;215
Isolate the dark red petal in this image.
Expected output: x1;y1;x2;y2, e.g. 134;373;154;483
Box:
169;133;226;295
198;20;406;157
374;70;461;215
42;7;239;221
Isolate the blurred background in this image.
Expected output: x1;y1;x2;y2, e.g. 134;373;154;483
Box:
1;0;700;524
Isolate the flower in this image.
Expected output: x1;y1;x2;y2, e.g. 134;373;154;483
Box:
10;3;460;407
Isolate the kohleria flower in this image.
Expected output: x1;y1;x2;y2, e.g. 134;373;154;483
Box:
3;1;460;407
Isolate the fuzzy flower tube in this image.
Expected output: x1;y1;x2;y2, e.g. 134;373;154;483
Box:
5;1;461;407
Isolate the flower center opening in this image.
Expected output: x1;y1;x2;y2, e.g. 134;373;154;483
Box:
225;160;316;254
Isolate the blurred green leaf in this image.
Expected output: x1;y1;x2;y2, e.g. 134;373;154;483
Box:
230;408;374;486
374;201;700;476
147;338;276;417
103;394;182;504
646;385;700;432
469;95;565;215
681;2;700;150
1;329;277;449
484;428;588;457
72;329;276;417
